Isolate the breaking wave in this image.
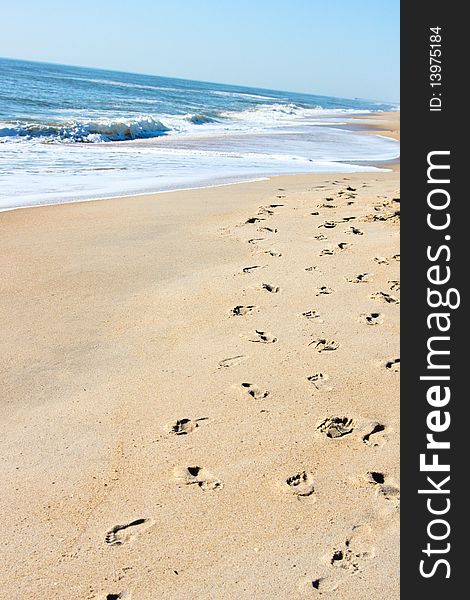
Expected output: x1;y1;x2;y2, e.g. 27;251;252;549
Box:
0;115;171;142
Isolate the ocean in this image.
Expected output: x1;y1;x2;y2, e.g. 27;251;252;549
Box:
0;57;399;210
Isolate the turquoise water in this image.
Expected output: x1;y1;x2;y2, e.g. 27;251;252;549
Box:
0;57;399;209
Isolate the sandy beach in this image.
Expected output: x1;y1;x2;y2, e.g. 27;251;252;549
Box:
0;113;400;599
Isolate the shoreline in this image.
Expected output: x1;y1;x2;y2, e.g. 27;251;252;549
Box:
1;111;399;214
0;116;400;599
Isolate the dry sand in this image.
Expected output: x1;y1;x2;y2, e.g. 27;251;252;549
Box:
0;114;400;599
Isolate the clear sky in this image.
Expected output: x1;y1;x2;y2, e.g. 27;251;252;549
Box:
0;0;399;102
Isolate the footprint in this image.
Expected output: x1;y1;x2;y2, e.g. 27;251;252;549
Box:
374;256;389;265
366;472;400;506
339;216;356;222
370;291;399;304
307;373;332;391
286;471;315;497
168;418;199;435
257;206;274;216
296;576;327;595
316;286;334;295
104;593;131;600
269;203;284;208
218;355;247;368
362;422;387;446
105;519;153;546
258;226;278;233
231;305;257;316
174;466;223;491
242;265;264;273
309;338;339;353
246;330;278;343
248;238;265;245
388;280;400;291
318;202;337;209
330;549;358;572
245;217;265;224
337;242;351;250
240;382;270;399
305;265;323;274
313;234;328;241
328;525;375;573
359;312;384;325
262;249;282;257
318;220;337;229
262;283;280;293
346;186;356;192
385;358;400;372
300;310;323;323
317;417;354;438
347;226;364;235
346;273;373;284
319;247;335;256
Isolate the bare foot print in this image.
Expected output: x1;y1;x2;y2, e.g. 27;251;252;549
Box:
374;254;400;265
362;422;387;446
248;237;265;245
240;382;270;399
309;338;339;352
359;312;384;325
317;417;354;438
385;358;400;372
174;466;223;491
370;291;400;304
261;249;282;257
257;206;274;216
296;576;325;595
328;525;375;574
318;220;337;229
105;519;153;547
347;226;364;235
242;265;264;273
346;273;373;283
389;280;400;291
245;330;278;343
168;418;198;435
230;305;257;316
104;593;131;600
218;355;247;368
245;217;265;224
305;265;323;274
258;226;278;233
300;310;324;323
307;373;332;391
374;256;389;265
262;283;280;293
286;471;316;497
366;472;400;508
316;286;334;295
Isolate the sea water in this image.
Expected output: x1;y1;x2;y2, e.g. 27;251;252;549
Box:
0;57;399;210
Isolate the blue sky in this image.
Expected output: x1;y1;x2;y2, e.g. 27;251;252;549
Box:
0;0;399;101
